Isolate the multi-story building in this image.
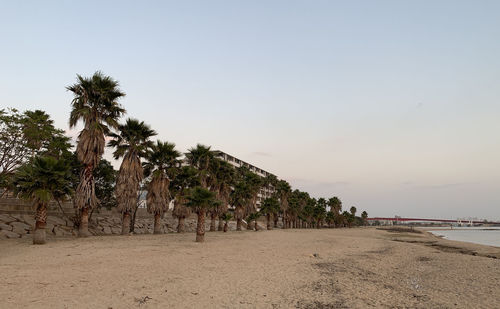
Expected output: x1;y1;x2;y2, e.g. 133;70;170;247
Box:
214;150;276;207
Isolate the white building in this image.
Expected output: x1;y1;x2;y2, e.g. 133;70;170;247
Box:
214;150;276;207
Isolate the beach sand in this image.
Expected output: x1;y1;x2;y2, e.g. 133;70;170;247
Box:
1;227;499;308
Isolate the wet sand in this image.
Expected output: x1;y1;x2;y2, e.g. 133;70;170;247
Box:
1;227;499;308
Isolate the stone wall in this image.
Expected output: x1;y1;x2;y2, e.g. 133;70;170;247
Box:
0;198;263;240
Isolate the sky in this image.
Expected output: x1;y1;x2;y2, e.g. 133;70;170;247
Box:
1;1;499;220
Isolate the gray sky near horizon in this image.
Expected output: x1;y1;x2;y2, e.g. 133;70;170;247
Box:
1;1;499;220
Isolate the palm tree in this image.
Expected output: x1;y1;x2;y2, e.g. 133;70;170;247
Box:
186;186;219;242
186;144;214;188
361;211;368;226
109;118;156;235
230;179;252;231
212;160;235;231
259;197;280;230
275;180;291;228
328;196;342;228
238;168;263;230
220;212;232;232
67;72;125;237
171;166;199;232
143;141;181;234
12;156;73;244
246;212;261;231
314;198;327;228
326;212;335;228
350;206;357;217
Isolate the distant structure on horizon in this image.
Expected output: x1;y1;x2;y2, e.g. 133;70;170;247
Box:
214;150;276;207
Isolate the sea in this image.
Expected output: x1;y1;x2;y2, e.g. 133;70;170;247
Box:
428;227;500;247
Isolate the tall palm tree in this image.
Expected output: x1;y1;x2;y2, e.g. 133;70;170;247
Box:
230;181;251;231
361;211;368;226
213;160;235;231
143;141;181;234
185;144;214;188
186;186;219;242
109;118;156;235
314;198;327;228
238;167;263;230
171;166;199;232
275;180;291;228
350;206;357;217
12;156;73;244
259;197;280;230
67;72;125;237
328;196;342;228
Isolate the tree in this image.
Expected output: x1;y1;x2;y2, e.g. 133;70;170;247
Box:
275;180;291;228
361;211;368;226
230;181;251;231
314;198;327;228
326;212;335;228
246;212;261;231
186;144;214;188
350;206;357;217
238;167;263;230
259;197;280;230
0;108;71;196
171;166;199;232
67;72;126;237
12;156;73;244
93;159;117;210
211;160;235;231
220;212;232;232
109;118;156;235
143;141;181;234
186;186;219;242
328;197;342;228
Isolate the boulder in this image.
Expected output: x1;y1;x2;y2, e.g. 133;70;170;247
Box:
102;226;112;234
0;230;20;239
47;216;66;226
53;226;72;237
10;221;31;234
0;223;13;231
111;227;121;234
0;214;16;223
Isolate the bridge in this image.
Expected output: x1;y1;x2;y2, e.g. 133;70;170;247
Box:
367;217;500;225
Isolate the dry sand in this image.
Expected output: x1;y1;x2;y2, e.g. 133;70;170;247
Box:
1;227;499;308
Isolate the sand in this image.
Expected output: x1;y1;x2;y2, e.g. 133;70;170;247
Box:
1;227;499;308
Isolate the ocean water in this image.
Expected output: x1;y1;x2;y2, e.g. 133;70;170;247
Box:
429;227;500;247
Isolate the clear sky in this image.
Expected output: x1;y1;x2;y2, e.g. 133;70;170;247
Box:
1;1;499;220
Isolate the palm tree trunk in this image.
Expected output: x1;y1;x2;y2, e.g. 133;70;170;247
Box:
177;217;185;233
209;213;216;232
153;213;162;234
33;202;47;245
78;207;90;237
266;214;272;230
196;209;206;242
282;218;287;229
218;217;224;231
223;222;228;232
122;212;130;235
317;219;321;229
273;214;278;228
76;165;95;237
247;221;254;231
236;218;242;231
254;220;259;231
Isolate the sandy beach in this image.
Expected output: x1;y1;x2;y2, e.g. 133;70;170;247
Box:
1;227;499;309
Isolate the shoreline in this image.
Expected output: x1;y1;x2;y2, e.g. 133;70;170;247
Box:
1;227;499;308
